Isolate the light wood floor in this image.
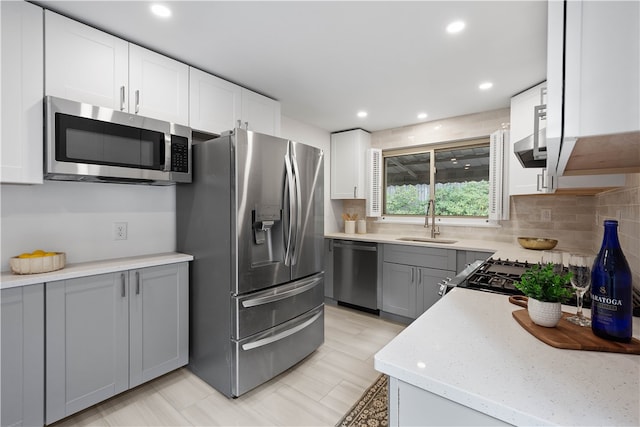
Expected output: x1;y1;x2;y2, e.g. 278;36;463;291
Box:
52;304;405;427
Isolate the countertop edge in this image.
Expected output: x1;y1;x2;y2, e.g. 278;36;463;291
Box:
1;252;194;289
324;232;551;263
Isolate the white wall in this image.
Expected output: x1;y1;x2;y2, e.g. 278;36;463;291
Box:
0;116;335;273
0;181;176;271
280;115;339;233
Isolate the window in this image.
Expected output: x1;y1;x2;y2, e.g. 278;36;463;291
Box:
384;138;491;217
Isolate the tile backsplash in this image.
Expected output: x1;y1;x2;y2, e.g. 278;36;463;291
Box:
343;173;639;292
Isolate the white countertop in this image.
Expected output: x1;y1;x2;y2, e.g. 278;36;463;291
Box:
374;288;640;426
325;232;550;264
1;252;193;289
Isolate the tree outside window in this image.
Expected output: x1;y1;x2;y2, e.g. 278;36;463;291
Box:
384;140;490;217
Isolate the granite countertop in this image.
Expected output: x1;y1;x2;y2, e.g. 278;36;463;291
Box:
0;252;194;289
374;288;640;426
325;232;553;264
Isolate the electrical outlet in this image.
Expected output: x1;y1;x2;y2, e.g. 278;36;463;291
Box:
541;209;551;222
114;222;128;240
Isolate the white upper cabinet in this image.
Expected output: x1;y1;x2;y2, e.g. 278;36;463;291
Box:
45;11;128;111
508;82;547;195
330;129;371;199
190;68;281;136
189;67;242;135
563;1;639;139
45;11;189;125
240;89;281;136
1;1;44;184
128;45;189;125
547;0;639;178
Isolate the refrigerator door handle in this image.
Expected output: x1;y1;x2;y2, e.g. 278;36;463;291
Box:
241;276;322;308
241;309;322;351
284;152;296;266
290;151;303;266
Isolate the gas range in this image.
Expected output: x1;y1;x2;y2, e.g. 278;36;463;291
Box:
456;258;591;308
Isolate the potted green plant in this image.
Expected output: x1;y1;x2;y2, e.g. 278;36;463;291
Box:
514;263;573;327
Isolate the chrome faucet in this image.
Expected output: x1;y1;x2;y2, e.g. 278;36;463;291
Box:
424;199;440;239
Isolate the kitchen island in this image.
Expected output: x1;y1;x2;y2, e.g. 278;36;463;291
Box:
374;288;640;426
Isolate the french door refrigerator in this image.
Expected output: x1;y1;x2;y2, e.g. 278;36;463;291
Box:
177;128;324;397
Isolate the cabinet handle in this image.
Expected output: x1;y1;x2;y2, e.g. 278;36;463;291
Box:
121;273;126;297
537;168;548;192
135;90;140;114
411;267;414;283
353;186;357;198
237;119;242;128
244;121;249;130
135;271;140;295
119;86;125;111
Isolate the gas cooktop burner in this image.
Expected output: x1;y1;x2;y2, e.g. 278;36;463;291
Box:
459;258;591;308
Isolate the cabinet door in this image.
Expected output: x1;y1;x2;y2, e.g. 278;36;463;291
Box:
46;273;129;425
1;285;45;427
1;1;44;184
330;129;371;199
129;44;189;125
241;89;281;136
509;82;546;195
382;262;416;318
129;263;188;388
45;10;128;110
416;267;454;316
189;67;242;134
564;1;639;138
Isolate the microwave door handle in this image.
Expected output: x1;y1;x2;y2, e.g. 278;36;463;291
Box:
163;134;172;172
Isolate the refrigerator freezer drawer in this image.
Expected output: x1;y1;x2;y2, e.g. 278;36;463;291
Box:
231;305;324;397
232;273;324;339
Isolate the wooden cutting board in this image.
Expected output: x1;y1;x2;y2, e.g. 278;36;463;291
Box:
512;309;640;354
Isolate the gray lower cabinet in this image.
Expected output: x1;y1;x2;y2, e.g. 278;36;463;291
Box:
382;244;456;320
46;263;188;424
1;284;45;427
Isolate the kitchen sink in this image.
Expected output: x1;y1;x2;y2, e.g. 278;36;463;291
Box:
396;237;458;244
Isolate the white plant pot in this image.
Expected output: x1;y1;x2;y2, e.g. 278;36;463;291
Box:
528;298;562;327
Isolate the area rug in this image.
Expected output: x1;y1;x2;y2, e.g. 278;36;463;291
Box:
336;374;388;427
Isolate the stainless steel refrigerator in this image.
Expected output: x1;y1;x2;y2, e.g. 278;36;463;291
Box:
176;128;324;397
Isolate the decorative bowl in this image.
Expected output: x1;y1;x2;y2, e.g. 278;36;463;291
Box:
10;252;66;275
517;237;558;250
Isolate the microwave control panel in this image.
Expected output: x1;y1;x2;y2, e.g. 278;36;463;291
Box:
171;136;190;173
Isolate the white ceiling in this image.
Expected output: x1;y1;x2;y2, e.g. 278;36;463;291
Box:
34;1;548;133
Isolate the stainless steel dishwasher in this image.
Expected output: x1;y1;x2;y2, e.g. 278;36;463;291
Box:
333;240;379;313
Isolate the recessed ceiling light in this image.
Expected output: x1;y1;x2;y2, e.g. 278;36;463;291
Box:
446;20;465;34
151;4;171;18
479;82;493;90
417;112;428;120
357;111;368;118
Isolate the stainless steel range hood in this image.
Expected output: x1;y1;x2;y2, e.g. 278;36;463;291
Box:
514;128;547;168
513;104;547;168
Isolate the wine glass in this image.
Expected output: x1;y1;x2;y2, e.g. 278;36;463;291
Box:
566;254;592;327
541;250;564;274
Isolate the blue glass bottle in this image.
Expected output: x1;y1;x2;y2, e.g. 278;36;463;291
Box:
591;220;632;342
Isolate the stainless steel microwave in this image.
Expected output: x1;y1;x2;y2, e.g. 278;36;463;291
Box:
45;96;192;185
